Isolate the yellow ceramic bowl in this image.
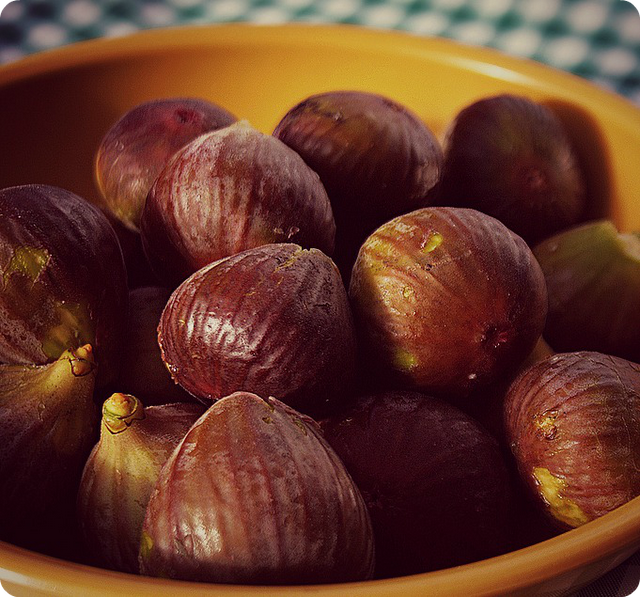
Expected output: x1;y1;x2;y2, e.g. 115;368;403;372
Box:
1;23;640;597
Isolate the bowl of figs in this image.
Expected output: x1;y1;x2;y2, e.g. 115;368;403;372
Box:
0;23;640;597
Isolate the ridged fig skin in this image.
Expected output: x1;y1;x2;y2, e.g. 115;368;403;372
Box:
159;243;357;417
320;390;513;577
533;220;640;363
349;207;548;398
139;391;375;584
0;184;128;388
95;97;236;232
439;94;586;245
274;90;443;278
140;120;336;287
504;351;640;530
77;394;204;573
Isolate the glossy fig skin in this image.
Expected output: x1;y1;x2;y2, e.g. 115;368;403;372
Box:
274;90;442;278
349;207;548;398
504;351;640;530
95;97;236;232
320;390;513;577
77;394;204;573
0;184;128;388
159;243;357;417
533;220;640;363
139;392;374;584
439;94;586;245
141;120;336;287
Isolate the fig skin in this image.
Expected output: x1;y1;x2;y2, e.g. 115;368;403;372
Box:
533;220;640;363
0;345;97;550
139;391;375;584
274;90;443;279
504;351;640;529
158;243;357;417
77;393;204;573
95;97;236;232
0;184;128;388
349;206;548;399
140;120;336;287
438;94;586;245
320;390;513;577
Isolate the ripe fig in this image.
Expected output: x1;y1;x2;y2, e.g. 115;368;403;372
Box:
139;391;374;584
533;220;640;362
0;345;97;550
95;97;236;232
349;207;547;398
159;243;357;416
320;390;513;577
141;120;335;287
504;351;640;529
0;184;128;387
273;90;443;279
77;393;204;573
439;94;586;244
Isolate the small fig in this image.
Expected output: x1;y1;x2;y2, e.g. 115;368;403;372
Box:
77;393;204;573
159;243;357;417
349;207;548;398
533;220;640;362
95;97;236;232
139;391;374;584
141;120;336;287
439;94;586;244
504;351;640;529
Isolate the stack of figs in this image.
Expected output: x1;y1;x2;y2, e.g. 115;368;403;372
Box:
1;89;640;585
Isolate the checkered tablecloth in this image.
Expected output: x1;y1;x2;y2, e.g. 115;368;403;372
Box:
1;2;640;597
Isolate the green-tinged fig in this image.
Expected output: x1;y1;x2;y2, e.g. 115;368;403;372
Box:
0;184;128;387
533;220;640;362
273;90;442;279
504;351;640;529
349;207;547;398
95;97;236;232
159;243;357;417
439;94;586;244
320;390;513;577
77;393;204;573
0;345;97;550
140;120;336;287
139;391;374;584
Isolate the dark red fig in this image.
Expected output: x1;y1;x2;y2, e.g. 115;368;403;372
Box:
0;184;128;387
159;243;357;416
504;351;640;529
349;207;548;398
274;90;442;279
439;94;586;244
139;391;374;584
320;390;513;577
95;97;236;232
141;120;336;287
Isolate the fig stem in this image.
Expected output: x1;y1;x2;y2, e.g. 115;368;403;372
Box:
102;393;145;435
68;344;96;377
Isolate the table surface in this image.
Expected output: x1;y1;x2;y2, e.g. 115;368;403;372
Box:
1;1;640;597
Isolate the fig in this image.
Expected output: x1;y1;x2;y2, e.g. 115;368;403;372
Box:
158;243;357;416
140;120;336;287
273;90;443;278
95;97;236;232
0;345;97;550
349;207;547;398
320;390;513;577
0;184;128;387
438;94;586;244
139;391;374;584
77;393;204;573
504;351;640;529
533;220;640;362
